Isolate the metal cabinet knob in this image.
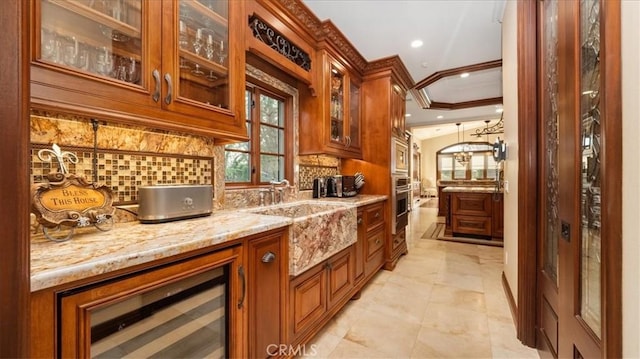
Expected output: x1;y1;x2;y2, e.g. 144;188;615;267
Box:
261;251;276;263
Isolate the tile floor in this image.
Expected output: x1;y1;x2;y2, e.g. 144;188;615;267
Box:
301;204;540;359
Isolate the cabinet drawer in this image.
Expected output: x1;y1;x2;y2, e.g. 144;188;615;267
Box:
453;215;492;236
366;229;385;259
364;229;385;278
452;193;492;216
392;227;406;251
365;203;384;231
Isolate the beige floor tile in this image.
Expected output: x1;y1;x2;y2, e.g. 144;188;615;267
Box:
412;325;493;359
307;206;538;359
342;308;421;358
436;270;485;293
428;283;486;312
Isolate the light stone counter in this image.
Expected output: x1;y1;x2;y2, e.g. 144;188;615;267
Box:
30;211;291;292
442;186;502;194
31;195;387;292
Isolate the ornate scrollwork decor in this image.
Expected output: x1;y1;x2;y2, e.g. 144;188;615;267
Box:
248;14;311;72
31;144;115;242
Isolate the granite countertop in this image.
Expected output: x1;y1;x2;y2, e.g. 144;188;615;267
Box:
442;186;502;194
315;194;387;206
30;211;292;292
30;195;387;292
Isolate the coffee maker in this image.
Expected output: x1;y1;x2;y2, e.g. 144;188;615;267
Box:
312;177;327;198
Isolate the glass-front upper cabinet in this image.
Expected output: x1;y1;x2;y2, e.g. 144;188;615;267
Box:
37;0;145;86
32;0;247;142
329;63;345;145
172;0;231;110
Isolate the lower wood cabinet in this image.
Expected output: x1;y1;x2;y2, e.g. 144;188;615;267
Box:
444;191;504;241
362;202;386;279
248;230;289;358
288;247;354;346
30;228;289;359
47;246;245;359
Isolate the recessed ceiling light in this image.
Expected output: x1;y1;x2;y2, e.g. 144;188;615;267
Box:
405;113;412;117
410;39;423;48
421;61;429;68
436;115;444;119
460;72;470;78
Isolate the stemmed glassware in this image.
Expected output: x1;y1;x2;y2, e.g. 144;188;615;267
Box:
216;39;227;65
192;28;204;56
191;63;204;76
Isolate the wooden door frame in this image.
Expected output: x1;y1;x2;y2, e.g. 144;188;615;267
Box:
0;0;31;357
516;1;622;357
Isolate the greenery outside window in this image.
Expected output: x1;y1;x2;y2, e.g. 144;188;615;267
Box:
225;84;292;185
436;142;498;180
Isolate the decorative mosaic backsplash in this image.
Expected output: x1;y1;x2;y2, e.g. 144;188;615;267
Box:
31;145;213;204
299;165;339;190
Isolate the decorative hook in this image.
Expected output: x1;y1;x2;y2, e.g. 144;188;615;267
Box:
37;143;78;174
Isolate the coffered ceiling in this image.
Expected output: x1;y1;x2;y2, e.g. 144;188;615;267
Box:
302;0;506;139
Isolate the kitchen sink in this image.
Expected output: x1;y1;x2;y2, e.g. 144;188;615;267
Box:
244;201;357;276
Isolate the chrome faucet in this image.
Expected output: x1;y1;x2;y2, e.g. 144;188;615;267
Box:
269;179;290;204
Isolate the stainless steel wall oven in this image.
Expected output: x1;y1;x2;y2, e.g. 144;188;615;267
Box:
391;175;410;234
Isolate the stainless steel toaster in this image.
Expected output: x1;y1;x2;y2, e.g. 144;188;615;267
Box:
138;184;213;223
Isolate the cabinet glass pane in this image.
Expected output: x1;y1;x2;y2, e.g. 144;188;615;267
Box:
579;0;602;339
330;65;345;143
177;0;229;109
542;0;560;286
89;268;226;358
349;82;360;149
39;0;143;85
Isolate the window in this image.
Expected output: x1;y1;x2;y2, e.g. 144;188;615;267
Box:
225;85;291;185
436;142;498;180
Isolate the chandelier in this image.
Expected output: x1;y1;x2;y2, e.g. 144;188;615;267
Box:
454;123;472;166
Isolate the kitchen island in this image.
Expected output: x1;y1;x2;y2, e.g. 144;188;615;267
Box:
442;186;504;242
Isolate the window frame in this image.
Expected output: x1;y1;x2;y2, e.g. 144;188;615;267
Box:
224;82;293;187
436;141;497;181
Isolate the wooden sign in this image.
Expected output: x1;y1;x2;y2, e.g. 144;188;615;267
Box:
32;172;115;231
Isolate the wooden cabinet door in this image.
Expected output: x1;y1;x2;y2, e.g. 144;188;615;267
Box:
451;192;492;216
58;246;244;359
289;264;326;342
326;249;353;310
248;232;286;359
159;0;246;135
32;0;162;111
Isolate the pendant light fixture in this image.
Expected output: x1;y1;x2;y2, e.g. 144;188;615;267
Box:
454;123;472;166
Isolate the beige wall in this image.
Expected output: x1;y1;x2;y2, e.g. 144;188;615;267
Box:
418;127;499;189
622;1;640;356
501;0;519;300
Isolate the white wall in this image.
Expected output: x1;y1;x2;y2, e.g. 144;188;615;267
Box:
501;0;519;300
622;1;640;356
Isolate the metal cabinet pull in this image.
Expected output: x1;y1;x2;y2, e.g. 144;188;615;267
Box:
152;69;160;102
164;73;172;105
374;211;380;218
237;265;246;309
261;251;276;263
357;217;363;225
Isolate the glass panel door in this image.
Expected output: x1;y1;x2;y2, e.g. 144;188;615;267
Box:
349;80;361;149
177;0;229;109
329;63;345;144
542;0;560;286
39;0;143;85
579;0;602;338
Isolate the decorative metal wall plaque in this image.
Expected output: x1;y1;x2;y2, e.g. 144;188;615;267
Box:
248;14;311;72
31;144;115;242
